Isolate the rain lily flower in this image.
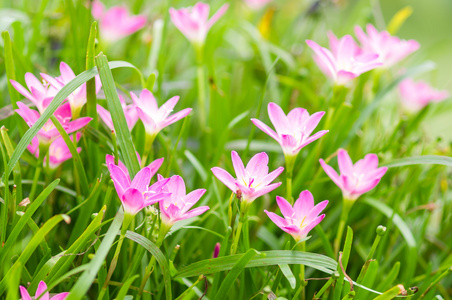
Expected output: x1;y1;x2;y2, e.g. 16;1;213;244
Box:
157;174;209;227
20;281;68;300
398;78;449;112
251;102;328;159
265;191;328;242
91;1;147;43
41;62;102;118
106;155;170;216
131;89;191;143
213;242;221;258
98;95;138;131
169;2;229;45
319;149;388;201
211;151;284;204
244;0;272;10
28;133;82;169
15;102;92;147
10;73;58;114
355;24;420;68
306;32;382;85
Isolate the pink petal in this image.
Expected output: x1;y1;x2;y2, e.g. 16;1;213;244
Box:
211;167;237;192
181;189;206;213
176;205;210;222
268;102;290;134
121;188;144;215
276;196;294;219
50;293;69;300
337;149;354;177
130;167;151;191
159;108;192;129
65;117;92;135
245;152;269;179
59;62;76;83
206;3;229;30
306;200;329;223
231;151;246;180
300;214;325;237
251;118;280;142
36;281;50;300
319;159;342;189
20;286;32;300
294;190;315;217
147;157;164;178
259;166;284;187
265;210;289;229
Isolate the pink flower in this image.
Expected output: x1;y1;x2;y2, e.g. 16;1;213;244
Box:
28;133;82;169
306;32;382;85
319;149;388;201
398;78;449;112
157;174;209;226
211;151;284;203
131;89;191;138
213;242;221;258
15;102;92;146
92;1;147;43
20;281;68;300
265;191;328;242
106;155;170;215
169;2;229;45
10;73;58;114
355;24;420;68
41;62;102;118
98;95;138;131
244;0;272;10
251;102;328;158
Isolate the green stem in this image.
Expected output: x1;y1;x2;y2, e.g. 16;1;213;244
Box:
175;275;205;300
195;44;207;130
334;198;355;256
29;144;49;201
97;213;134;300
284;155;296;204
231;202;249;255
136;222;170;300
141;134;156;168
298;241;307;300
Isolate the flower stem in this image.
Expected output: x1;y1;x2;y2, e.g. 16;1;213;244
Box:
141;134;156;168
334;198;354;256
195;44;207;131
285;155;296;204
297;241;307;300
231;202;249;255
136;222;170;300
29;144;49;201
97;213;134;300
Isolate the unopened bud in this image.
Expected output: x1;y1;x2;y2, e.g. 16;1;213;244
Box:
376;225;387;236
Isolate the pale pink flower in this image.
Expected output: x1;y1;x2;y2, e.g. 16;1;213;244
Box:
398;78;449;112
28;133;82;169
41;62;102;118
251;102;328;158
10;73;58;114
319;149;388;201
20;281;68;300
211;151;284;203
157;174;209;226
244;0;272;10
265;191;328;242
169;2;229;45
106;155;170;215
92;1;147;43
131;89;191;138
15;102;92;146
97;95;138;131
355;24;420;68
306;32;382;85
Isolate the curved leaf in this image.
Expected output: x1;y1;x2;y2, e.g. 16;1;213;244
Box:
381;155;452;168
174;250;337;279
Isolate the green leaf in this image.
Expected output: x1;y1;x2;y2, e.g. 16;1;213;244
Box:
125;231;172;300
2;31;20;109
0;179;60;267
381;155;452;168
184;150;208;182
373;285;403;300
95;53;140;177
115;274;139;300
0;214;68;296
216;249;260;300
66;210;124;300
279;264;296;289
174;250;337;279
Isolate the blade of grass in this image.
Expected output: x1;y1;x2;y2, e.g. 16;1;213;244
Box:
95;53;140;177
0;179;60;266
0;214;68;296
66;209;124;300
381;156;452;168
